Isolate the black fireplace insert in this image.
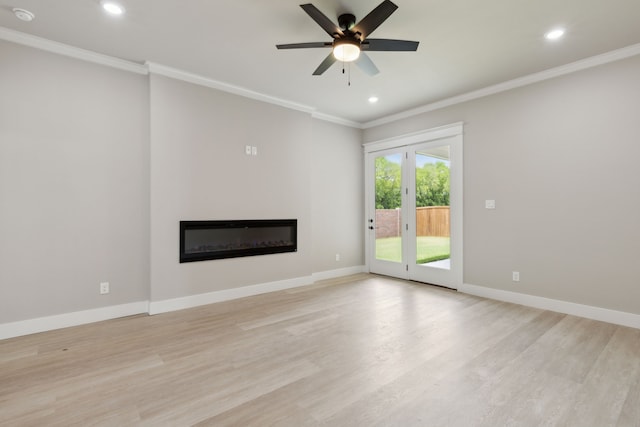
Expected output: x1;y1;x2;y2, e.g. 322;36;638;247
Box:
179;219;297;263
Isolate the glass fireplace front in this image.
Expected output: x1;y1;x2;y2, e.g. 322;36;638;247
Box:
179;219;297;263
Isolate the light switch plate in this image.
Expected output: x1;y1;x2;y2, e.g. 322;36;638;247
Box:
485;200;496;209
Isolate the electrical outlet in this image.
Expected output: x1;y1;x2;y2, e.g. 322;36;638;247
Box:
512;271;520;282
485;200;496;209
335;253;340;261
100;282;110;294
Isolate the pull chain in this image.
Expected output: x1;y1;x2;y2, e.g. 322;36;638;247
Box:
341;62;352;86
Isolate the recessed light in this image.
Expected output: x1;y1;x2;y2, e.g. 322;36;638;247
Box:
368;96;379;104
545;28;565;40
13;8;35;22
101;1;125;15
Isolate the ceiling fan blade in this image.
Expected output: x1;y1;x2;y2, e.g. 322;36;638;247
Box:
352;0;398;40
300;4;344;38
276;42;332;49
312;53;337;75
355;53;379;76
363;38;419;51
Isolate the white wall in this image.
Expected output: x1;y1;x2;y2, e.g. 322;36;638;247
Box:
0;40;150;323
364;55;640;315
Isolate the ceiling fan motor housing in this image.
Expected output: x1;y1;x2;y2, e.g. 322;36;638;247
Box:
338;13;357;32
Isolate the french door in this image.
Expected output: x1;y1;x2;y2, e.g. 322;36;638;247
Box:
365;124;463;289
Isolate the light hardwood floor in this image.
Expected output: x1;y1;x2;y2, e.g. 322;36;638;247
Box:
1;274;639;426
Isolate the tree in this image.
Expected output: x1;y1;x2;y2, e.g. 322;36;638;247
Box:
416;161;450;207
375;156;401;209
375;156;450;209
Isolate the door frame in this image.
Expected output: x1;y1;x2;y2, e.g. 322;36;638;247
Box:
363;122;464;288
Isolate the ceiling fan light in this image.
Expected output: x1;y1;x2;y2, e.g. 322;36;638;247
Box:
333;40;360;62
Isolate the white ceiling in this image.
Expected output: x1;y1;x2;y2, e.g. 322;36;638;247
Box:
1;0;640;124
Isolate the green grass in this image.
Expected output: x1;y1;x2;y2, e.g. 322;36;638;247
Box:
376;236;450;264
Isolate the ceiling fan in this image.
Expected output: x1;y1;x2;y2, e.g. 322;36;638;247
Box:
276;0;419;76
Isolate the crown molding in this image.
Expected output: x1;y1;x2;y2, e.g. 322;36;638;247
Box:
0;26;147;75
146;62;362;127
3;25;639;130
364;42;640;129
147;61;315;113
311;111;363;128
0;26;356;127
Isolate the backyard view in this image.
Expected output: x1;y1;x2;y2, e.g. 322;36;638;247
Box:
375;236;450;264
375;150;451;266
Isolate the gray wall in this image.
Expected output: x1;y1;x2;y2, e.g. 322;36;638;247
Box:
149;74;314;301
7;31;637;324
0;40;150;323
311;120;364;272
0;40;364;324
364;55;640;315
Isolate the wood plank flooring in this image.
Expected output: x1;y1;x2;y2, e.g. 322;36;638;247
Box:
1;273;639;426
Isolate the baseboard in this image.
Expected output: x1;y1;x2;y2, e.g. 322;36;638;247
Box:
149;267;366;315
459;283;640;330
148;275;315;315
0;301;149;340
311;265;367;282
0;267;368;340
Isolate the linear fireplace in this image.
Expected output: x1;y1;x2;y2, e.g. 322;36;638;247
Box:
179;219;297;263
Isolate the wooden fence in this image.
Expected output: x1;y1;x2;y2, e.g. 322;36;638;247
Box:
376;207;450;238
416;206;450;237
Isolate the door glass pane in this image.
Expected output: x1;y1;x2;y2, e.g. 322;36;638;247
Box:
375;153;402;263
415;146;450;269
